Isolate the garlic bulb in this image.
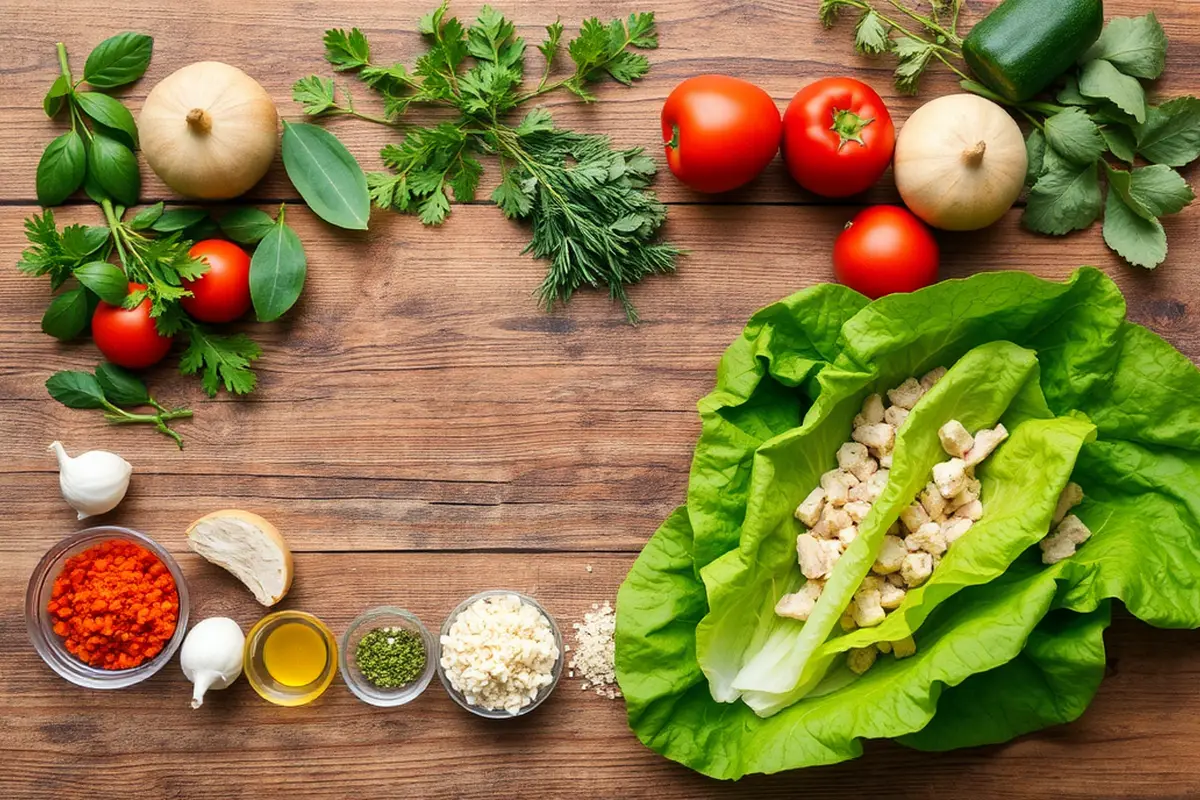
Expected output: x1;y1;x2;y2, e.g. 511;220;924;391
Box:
49;441;132;520
180;617;245;709
139;61;278;200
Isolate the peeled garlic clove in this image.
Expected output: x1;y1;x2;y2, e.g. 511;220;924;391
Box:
49;441;133;520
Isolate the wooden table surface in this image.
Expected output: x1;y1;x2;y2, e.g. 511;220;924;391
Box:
3;1;1200;797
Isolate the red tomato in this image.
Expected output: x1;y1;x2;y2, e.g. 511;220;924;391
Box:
833;206;939;298
92;282;174;369
182;239;252;323
661;75;782;194
782;77;895;198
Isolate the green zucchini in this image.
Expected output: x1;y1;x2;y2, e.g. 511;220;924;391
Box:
962;0;1104;103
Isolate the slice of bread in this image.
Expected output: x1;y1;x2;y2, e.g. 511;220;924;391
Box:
187;510;293;606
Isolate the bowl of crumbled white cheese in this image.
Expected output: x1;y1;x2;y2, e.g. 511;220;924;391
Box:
437;590;563;718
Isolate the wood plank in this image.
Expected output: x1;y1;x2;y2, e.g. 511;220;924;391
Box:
2;550;1199;799
2;203;1198;552
2;0;1198;205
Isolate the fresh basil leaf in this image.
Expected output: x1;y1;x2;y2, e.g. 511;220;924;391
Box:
1080;14;1167;80
129;202;165;230
43;75;71;118
1135;97;1200;167
1102;188;1166;269
1024;161;1103;235
1101;126;1137;164
75;92;138;147
36;130;86;206
88;133;140;206
250;210;308;322
219;208;276;245
46;370;107;409
82;165;110;205
83;32;153;88
151;208;209;233
61;224;111;258
41;288;90;340
1078;59;1146;123
1024;129;1046;188
1043;108;1106;165
280;121;370;230
73;261;128;304
95;362;150;406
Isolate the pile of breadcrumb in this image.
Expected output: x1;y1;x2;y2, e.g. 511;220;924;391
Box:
567;602;620;699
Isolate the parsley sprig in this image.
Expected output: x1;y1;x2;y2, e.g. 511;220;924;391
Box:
821;2;1200;269
294;4;680;321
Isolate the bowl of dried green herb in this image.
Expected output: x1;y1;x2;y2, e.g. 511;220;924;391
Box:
339;606;436;707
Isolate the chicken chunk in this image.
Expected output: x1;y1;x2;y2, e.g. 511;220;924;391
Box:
901;551;934;587
852;587;887;628
844;501;873;524
794;487;826;528
880;453;893;469
884;405;910;428
938;420;974;459
1053;482;1084;526
891;635;917;659
852;423;896;457
941;517;974;546
847;646;878;675
879;580;906;610
954;498;984;521
821;504;854;535
920;367;947;391
900;502;931;534
837;525;859;546
907;521;948;556
798;533;844;580
887;377;926;410
774;580;824;621
933;458;968;499
861;393;886;424
948;477;982;511
919;482;948;521
820;469;859;507
840;610;858;632
876;640;893;654
1040;514;1092;565
837;442;871;473
865;469;890;502
965;423;1009;467
873;534;907;574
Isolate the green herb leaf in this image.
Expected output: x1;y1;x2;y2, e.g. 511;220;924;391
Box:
1024;160;1103;235
219;208;276;245
129;202;165;230
1125;164;1194;217
82;32;153;88
1101;126;1137;164
61;224;110;258
95;362;149;406
1135;97;1200;167
151;208;209;233
1024;129;1046;188
1078;58;1146;123
324;28;371;71
1102;188;1166;268
1043;108;1106;165
36;130;87;207
46;370;107;409
250;209;308;322
75;92;139;147
1080;14;1167;80
280;121;370;230
491;170;535;218
292;75;339;116
418;190;451;225
893;37;934;95
41;288;90;340
1056;76;1092;107
539;20;564;65
73;261;128;304
88;132;140;206
43;75;71;118
179;326;262;396
854;10;890;55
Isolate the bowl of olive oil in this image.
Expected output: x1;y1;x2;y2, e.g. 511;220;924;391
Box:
244;610;338;706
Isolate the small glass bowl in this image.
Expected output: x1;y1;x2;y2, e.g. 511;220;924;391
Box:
340;606;437;707
26;526;190;689
244;610;338;706
437;590;564;719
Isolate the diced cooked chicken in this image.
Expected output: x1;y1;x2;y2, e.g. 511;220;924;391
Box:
887;377;926;410
837;442;870;473
774;581;824;621
954;498;984;521
877;640;892;654
820;469;858;507
900;502;931;534
852;423;896;457
884;405;910;428
1040;514;1092;565
891;636;917;659
920;367;947;391
844;501;872;524
795;487;826;527
886;572;906;588
880;453;893;469
906;522;947;555
861;393;885;424
798;533;844;580
840;610;858;631
948;477;982;511
851;587;886;627
965;423;1008;467
919;482;947;521
873;535;907;574
837;525;858;546
1053;482;1084;526
821;504;853;534
938;420;974;459
865;469;890;502
901;552;933;587
933;458;968;499
941;517;973;546
879;580;906;610
847;646;878;675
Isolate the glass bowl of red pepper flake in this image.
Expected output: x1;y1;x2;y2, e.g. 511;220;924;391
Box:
26;526;190;689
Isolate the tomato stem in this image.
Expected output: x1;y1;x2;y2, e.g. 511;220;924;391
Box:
667;124;680;150
830;108;874;150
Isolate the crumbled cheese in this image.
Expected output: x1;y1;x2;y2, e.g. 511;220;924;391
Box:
1040;514;1093;565
568;601;620;699
440;593;560;715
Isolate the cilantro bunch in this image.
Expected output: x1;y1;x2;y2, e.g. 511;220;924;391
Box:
821;2;1200;269
293;3;680;321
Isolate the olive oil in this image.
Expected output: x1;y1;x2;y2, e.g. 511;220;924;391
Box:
263;621;328;687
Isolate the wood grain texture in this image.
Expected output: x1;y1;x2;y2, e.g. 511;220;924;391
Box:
3;0;1200;797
